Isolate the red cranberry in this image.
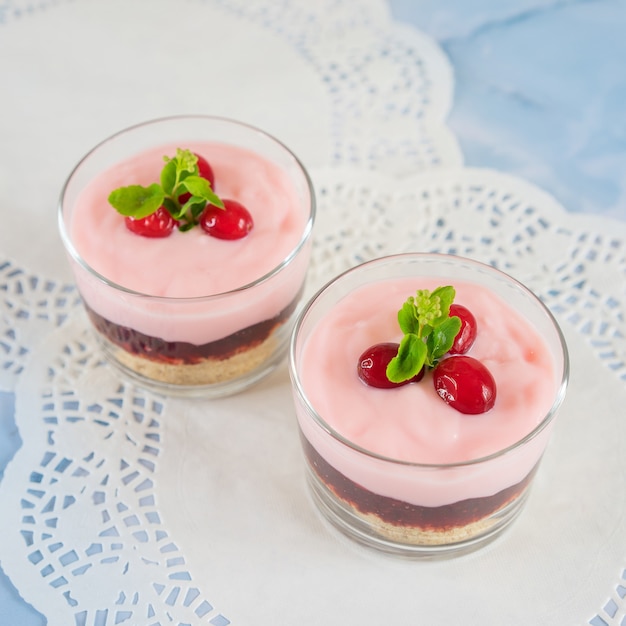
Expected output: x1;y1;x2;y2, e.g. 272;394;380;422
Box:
432;355;496;414
200;199;254;240
358;343;405;388
195;153;215;188
124;207;177;238
449;304;477;354
357;343;424;388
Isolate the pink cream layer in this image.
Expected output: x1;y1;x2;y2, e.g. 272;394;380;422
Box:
296;277;558;507
69;142;309;344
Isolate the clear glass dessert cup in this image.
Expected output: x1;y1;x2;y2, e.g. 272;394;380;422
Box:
288;253;569;557
59;115;315;397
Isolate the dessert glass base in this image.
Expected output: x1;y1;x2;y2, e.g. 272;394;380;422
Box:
59;115;315;397
303;439;534;558
91;312;294;398
289;253;569;557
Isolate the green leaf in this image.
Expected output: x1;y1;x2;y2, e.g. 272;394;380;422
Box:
162;197;178;217
428;315;462;362
190;200;207;220
386;334;427;383
160;159;177;196
108;184;164;218
397;298;419;335
430;285;456;323
182;176;224;208
180;196;207;222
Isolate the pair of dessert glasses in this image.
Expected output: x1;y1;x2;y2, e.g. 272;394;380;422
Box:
59;115;569;557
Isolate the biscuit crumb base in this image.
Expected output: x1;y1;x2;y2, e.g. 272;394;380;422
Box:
309;467;523;551
359;507;498;546
304;439;529;551
324;481;520;548
109;333;278;386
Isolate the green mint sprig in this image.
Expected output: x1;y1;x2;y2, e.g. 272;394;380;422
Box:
386;286;462;383
108;148;223;231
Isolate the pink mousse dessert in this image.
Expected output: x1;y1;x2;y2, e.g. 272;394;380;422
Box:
289;254;568;555
59;116;315;395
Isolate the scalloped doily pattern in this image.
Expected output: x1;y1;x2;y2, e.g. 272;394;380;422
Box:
0;167;625;625
5;321;232;625
0;260;79;390
214;0;462;173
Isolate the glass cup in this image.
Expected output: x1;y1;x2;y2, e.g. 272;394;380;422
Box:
59;115;315;397
289;253;569;557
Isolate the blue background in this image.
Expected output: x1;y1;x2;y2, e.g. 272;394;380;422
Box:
1;1;625;623
392;0;626;222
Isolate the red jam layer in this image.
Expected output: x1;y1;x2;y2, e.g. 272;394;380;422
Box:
302;437;538;531
85;294;301;365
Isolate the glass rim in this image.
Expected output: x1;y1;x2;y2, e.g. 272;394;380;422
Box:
289;252;570;470
57;114;316;302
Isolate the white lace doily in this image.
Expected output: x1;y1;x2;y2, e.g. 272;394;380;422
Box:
1;167;626;625
1;1;625;625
